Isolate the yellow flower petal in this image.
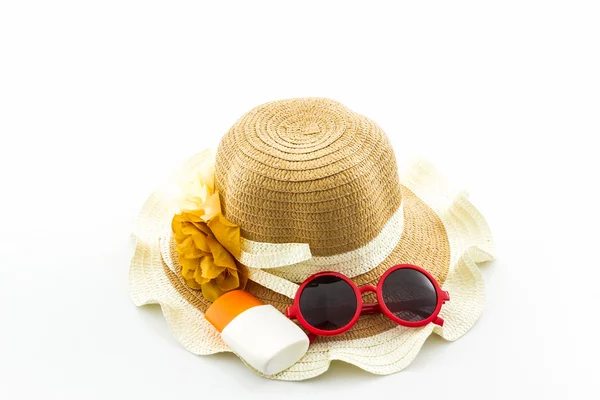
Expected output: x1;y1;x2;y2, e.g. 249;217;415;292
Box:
236;262;249;290
172;217;188;241
193;261;211;285
201;192;222;222
208;213;241;258
201;280;225;302
206;234;236;269
176;235;204;258
191;232;210;253
177;165;214;210
199;255;225;280
180;257;199;280
186;182;210;208
184;278;202;290
183;209;205;223
195;222;212;236
215;268;240;291
175;235;194;253
180;222;201;236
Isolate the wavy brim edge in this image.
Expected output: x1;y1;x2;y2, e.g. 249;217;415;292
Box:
129;157;495;380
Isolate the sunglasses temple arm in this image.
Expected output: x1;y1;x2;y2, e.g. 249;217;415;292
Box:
362;301;446;326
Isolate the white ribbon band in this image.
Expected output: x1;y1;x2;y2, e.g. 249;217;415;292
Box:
161;202;404;299
246;269;299;299
238;240;312;269
160;236;301;298
240;202;404;287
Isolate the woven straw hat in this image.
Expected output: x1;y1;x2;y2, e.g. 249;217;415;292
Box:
129;98;495;380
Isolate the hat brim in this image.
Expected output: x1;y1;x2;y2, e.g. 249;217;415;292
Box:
129;156;494;380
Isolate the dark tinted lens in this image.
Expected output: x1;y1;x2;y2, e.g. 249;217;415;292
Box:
298;275;357;331
381;268;438;322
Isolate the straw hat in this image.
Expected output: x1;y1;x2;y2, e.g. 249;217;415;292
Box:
129;98;495;380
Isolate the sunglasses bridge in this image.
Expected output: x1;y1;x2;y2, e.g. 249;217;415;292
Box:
357;285;381;315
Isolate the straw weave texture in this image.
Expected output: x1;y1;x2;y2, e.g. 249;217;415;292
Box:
129;99;495;380
216;98;402;256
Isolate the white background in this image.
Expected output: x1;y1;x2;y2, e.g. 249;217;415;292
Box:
1;1;598;399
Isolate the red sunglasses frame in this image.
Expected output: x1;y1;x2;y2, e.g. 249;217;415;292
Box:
286;264;450;337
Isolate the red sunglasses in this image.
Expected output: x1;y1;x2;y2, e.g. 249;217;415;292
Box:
286;264;450;338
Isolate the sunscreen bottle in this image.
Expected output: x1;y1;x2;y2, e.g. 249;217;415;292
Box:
205;290;309;375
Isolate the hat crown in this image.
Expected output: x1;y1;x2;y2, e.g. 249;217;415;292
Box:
215;98;402;256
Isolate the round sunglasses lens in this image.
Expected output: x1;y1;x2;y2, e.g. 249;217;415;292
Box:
381;268;437;322
298;275;357;331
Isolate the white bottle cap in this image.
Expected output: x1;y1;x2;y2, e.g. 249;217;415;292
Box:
205;290;309;375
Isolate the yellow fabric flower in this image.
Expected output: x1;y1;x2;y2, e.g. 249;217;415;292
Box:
174;155;216;212
172;192;248;302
